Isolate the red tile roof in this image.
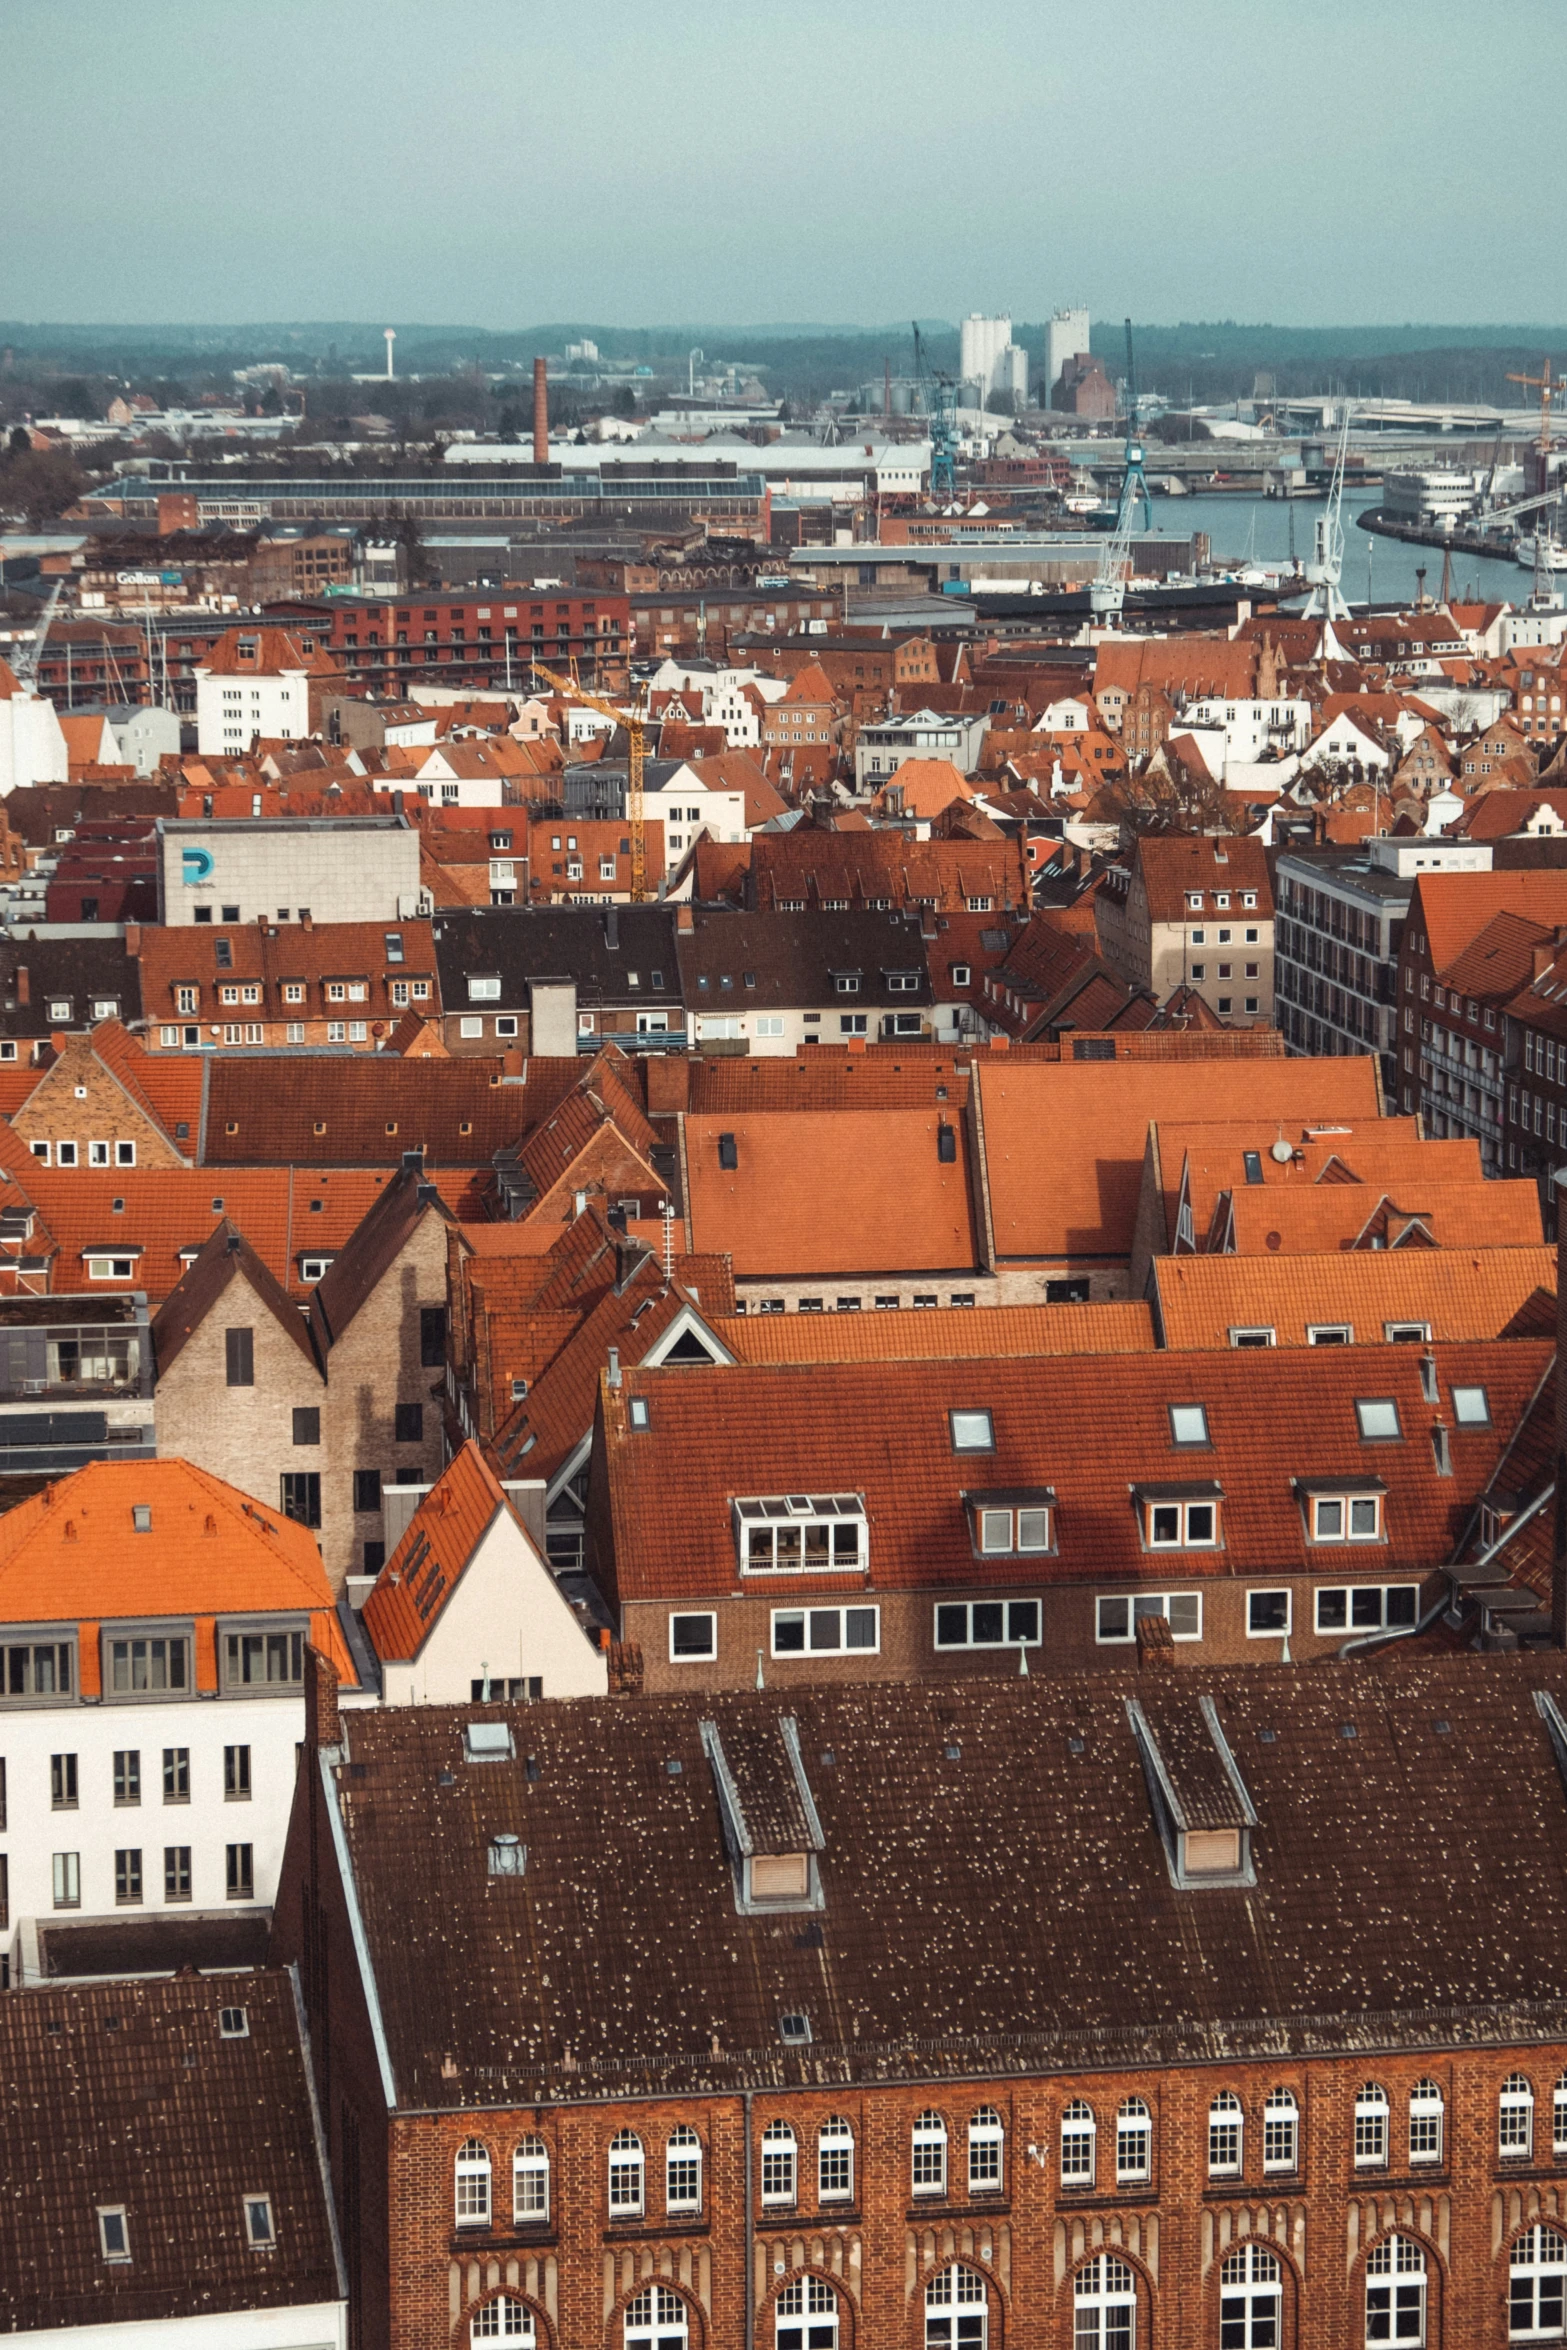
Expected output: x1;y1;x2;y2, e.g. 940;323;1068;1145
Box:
1151;1245;1558;1349
684;1108;979;1278
361;1442;507;1661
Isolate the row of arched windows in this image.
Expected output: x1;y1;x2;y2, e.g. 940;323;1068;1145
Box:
467;2227;1567;2349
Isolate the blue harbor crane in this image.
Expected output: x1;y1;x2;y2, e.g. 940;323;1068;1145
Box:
1116;318;1152;533
912;322;958;504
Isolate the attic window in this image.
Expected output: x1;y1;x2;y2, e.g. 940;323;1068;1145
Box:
1127;1693;1258;1890
131;1505;151;1533
385;933;404;963
1355;1398;1402;1441
1169;1404;1209;1447
1138;1482;1222;1549
937;1123;957;1164
717;1132;738;1170
1452;1384;1490;1428
950;1409;994;1454
219;2005;248;2037
779;2012;812;2045
97;2207;131;2264
735;1495;866;1574
463;1722;515;1764
967;1489;1055;1556
629;1397;651;1431
1242;1151;1263;1184
243;2195;275;2249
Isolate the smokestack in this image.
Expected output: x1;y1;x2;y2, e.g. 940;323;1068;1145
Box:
384;328;396;382
532;357;548;468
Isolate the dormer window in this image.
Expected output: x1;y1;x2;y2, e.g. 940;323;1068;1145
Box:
702;1715;824;1915
1300;1480;1385;1542
735;1495;866;1574
966;1489;1054;1555
1127;1692;1258;1888
1186;892;1204;910
1138;1483;1222;1549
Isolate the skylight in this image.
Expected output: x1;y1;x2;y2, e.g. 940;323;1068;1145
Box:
1451;1385;1490;1427
950;1409;994;1453
1169;1404;1209;1447
1355;1398;1402;1441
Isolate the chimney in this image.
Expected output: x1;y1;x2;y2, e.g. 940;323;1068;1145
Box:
645;1054;691;1114
15;965;28;1006
532;357;548;467
124;923;141;957
1136;1613;1175;1670
606;1346;621;1389
300;911;313;932
304;1642;342;1754
1535;943;1556;982
676;904;694;933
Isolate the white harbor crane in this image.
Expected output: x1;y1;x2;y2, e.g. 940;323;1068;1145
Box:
1088;488;1140;619
1302;403;1352;621
10;578;63;690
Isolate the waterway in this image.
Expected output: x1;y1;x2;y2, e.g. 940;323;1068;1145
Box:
1142;492;1534;612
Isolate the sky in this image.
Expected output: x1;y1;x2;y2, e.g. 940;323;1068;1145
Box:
3;0;1563;330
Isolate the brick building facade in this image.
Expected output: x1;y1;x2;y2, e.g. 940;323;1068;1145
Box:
275;1650;1567;2350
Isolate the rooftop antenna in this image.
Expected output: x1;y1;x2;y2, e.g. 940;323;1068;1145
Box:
384;328;396;383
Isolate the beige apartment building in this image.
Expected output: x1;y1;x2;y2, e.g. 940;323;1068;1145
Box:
1096;832;1275;1024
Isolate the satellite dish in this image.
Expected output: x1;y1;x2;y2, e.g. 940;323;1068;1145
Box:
1270;1138;1294;1164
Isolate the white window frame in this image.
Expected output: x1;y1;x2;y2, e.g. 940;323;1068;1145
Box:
665;2126;702;2215
818;2117;854;2202
1308;1493;1384;1543
735;1496;866;1575
668;1612;716;1663
512;2136;549;2223
1145;1499;1219;1550
1220;2245;1281;2347
608;2129;645;2216
974;1504;1052;1556
1366;2235;1426;2346
455;2139;492;2228
1096;1592;1203;1643
1208;2091;1243;2177
911;2109;948;2198
1408;2080;1444;2166
1060;2099;1096;2188
1354;2082;1390;2169
1263;2087;1298;2173
1228;1325;1276;1347
760;2120;797;2207
97;2205;131;2263
1307;1323;1353;1345
934;1599;1042;1650
1246;1590;1292;1637
1074;2255;1135;2347
967;2107;1003;2195
1115;2098;1151;2184
1511;2224;1567;2341
770;1605;879;1657
1501;2074;1536;2159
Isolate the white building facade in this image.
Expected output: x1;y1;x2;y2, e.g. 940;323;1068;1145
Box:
155;817;425;925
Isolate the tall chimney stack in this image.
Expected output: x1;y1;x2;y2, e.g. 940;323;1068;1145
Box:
532;357;548;468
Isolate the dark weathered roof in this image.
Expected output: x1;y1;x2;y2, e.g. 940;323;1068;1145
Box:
200;1054;582;1169
152;1217;321;1380
0;1970;343;2333
676;907;935;1009
324;1653;1567;2109
429;905;682;1011
0;935;143;1038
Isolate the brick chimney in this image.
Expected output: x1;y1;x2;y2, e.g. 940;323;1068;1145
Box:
303;1642;342;1753
15;965;28;1007
645;1054;691;1114
532;357;548;468
675;904;694;934
1136;1613;1175;1669
123;924;140;957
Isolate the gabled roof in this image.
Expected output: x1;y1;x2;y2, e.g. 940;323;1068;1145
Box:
1151;1244;1557;1349
0;1971;343;2334
1217;1179;1541;1256
721;1298;1155;1362
152;1218;321;1380
1133;832;1273;924
361;1442;509;1661
200;1055;582;1169
310;1165;451;1351
193;625;340;679
598;1338;1551;1604
1411;870;1567;974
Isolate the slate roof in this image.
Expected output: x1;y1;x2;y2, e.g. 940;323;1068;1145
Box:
676;907;934;1011
595;1338;1548;1606
0;936;143;1040
0;1970;343;2333
321;1650;1567;2107
428;905;682;1013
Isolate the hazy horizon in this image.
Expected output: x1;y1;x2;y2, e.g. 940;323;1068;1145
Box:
5;0;1561;330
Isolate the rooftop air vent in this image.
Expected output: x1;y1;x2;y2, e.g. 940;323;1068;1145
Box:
488;1833;526;1877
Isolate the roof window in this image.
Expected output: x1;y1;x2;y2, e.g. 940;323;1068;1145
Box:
384;932;404;963
1242;1151;1263;1184
718;1132;738;1170
951;1409;994;1453
629;1397;651;1431
488;1833;526;1877
219;2006;248;2037
779;2011;812;2045
1169;1403;1209;1447
463;1721;515;1764
97;2207;131;2264
1452;1384;1490;1428
131;1505;151;1533
937;1122;957;1164
1355;1398;1402;1441
701;1714;825;1915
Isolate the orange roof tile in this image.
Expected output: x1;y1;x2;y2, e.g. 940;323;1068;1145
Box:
1219;1180;1541;1255
1151;1245;1557;1349
685;1108;979;1278
719;1299;1155;1362
1412;870;1567;974
361;1443;507;1662
980;1057;1383;1264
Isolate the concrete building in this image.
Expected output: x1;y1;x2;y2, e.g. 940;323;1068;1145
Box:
1047;305;1092;402
1097;833;1275;1024
1274;836;1493;1088
0;659;69;795
0;1456;360;1982
154;815;425;926
192;625;341;757
959;314;1028;406
854;708;989;788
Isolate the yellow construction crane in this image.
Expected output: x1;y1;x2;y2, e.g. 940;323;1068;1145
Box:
532;660;648;903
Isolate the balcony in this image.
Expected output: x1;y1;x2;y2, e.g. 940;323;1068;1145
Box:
0;1307;153;1402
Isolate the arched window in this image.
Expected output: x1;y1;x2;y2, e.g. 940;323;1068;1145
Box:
1366;2235;1425;2345
968;2106;1003;2194
1074;2253;1136;2349
471;2297;535;2343
665;2126;702;2215
818;2116;854;2203
1408;2080;1443;2167
625;2284;688;2349
761;2120;797;2207
1511;2224;1567;2339
925;2262;988;2348
1502;2074;1537;2159
1116;2098;1151;2184
912;2109;948;2198
608;2129;644;2217
777;2276;838;2350
1263;2087;1298;2174
1555;2073;1567;2158
1208;2092;1243;2178
1354;2082;1390;2169
1220;2244;1280;2349
512;2136;549;2223
455;2139;491;2229
1061;2098;1096;2187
